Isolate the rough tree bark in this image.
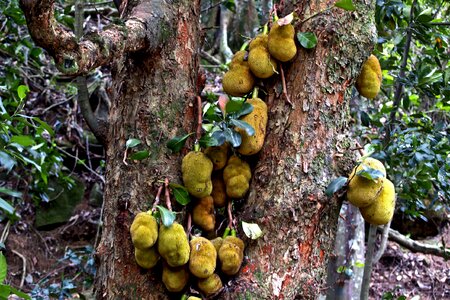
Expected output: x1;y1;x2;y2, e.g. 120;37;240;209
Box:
20;0;377;298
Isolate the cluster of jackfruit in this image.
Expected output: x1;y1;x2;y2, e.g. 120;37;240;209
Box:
223;155;252;198
222;19;297;97
356;54;382;99
346;157;396;225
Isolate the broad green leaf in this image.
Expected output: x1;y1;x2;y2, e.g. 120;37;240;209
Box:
32;117;54;136
230;119;255;136
211;130;226;146
0;152;15;172
9;287;31;299
354;261;365;268
129;150;149;161
0;198;15;215
167;133;193;153
157;205;176;227
10;135;35;147
224;128;241;147
17;85;30;100
0;284;10;298
336;265;346;273
169;184;191;206
335;0;356;11
234;102;253;118
223;0;236;13
199;135;219;148
0;253;6;283
325;177;348;197
356;166;385;181
225;99;244;114
0;187;22;198
126;138;141;149
297;32;318;49
242;221;263;240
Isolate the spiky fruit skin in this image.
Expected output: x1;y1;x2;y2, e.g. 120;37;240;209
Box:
182;151;213;198
360;179;396;225
130;212;158;249
248;34;277;79
189;237;217;278
347;157;387;208
134;246;160;269
162;263;189;293
356;54;382;99
223;156;251;198
210;237;223;253
211;174;227;208
222;51;255;97
218;236;244;275
197;273;223;296
187;297;202;300
268;23;297;62
192;196;215;232
237;98;268;155
158;222;190;267
204;143;229;170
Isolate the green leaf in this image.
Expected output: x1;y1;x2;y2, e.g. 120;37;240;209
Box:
126;138;141;149
242;221;263;240
334;0;356;11
169;184;191;206
0;253;6;283
198;135;219;148
224;128;242;147
356;166;385;181
234;102;253;118
32;117;55;136
354;261;365;268
9;286;31;299
0;243;4;251
10;135;35;147
211;131;226;146
157;205;176;227
129;150;149;161
297;32;318;49
225;99;244;114
0;152;15;172
336;265;346;273
0;198;15;215
230;119;255;136
0;187;22;198
0;284;10;298
325;177;348;197
167;133;193;153
17;85;30;101
223;0;236;13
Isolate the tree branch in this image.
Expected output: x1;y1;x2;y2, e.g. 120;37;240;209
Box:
388;228;450;258
19;0;153;75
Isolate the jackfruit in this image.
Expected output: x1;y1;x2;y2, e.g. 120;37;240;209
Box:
223;156;251;198
237;98;268;155
182;151;213;198
189;237;217;278
162;263;189;293
204;143;229;171
218;236;244;275
360;178;396;225
268;23;297;62
158;222;190;267
192;196;215;232
134;246;160;269
211;174;227;208
347;157;386;208
187;297;201;300
248;34;277;78
197;273;223;296
130;212;158;249
210;237;223;253
356;55;382;99
222;50;255;97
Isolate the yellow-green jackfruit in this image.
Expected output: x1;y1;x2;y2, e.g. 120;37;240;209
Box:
248;34;277;79
356;55;382;99
218;236;244;275
197;273;223;296
134;246;160;269
237;98;268;155
192;196;215;232
222;51;255;97
187;297;202;300
211;174;227;208
347;157;386;208
360;178;396;225
189;237;217;278
210;237;223;253
223;156;251;198
268;23;297;62
158;222;190;267
162;263;189;293
182;151;213;198
204;143;229;171
130;212;158;250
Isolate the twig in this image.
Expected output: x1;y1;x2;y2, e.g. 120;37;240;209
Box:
93;197;104;249
31;226;54;258
196;96;203;141
373;219;391;264
41;97;73;113
151;185;164;212
11;249;27;289
85;135;93;170
122;148;129;166
186;212;192;238
200;50;222;65
361;224;378;300
56;146;105;184
227;200;233;229
164;178;172;212
354;140;365;157
300;5;334;24
280;65;292;106
0;221;11;243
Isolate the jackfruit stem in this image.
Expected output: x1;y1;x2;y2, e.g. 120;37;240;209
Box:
227;200;234;229
196;95;203;143
252;87;259;99
262;24;268;35
180;295;188;300
164;178;173;211
231;229;236;237
240;41;249;51
222;227;231;239
194;143;200;152
151;185;164;213
186;212;192;238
